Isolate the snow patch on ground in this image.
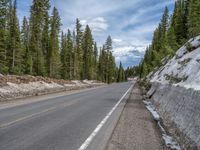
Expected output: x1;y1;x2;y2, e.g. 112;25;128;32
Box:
143;100;160;121
0;81;63;94
0;77;104;101
143;100;181;150
150;36;200;91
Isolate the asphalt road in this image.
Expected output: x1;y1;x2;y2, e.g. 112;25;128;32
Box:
0;82;133;150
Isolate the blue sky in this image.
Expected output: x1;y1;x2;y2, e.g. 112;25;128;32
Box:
17;0;175;68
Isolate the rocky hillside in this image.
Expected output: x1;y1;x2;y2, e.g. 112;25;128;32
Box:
150;36;200;90
146;36;200;150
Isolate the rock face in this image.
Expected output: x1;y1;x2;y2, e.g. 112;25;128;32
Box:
148;36;200;150
151;36;200;90
148;83;200;150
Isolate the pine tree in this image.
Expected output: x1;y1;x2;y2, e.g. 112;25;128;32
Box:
42;11;50;75
160;7;171;56
7;0;22;74
71;30;76;79
141;62;148;78
187;0;200;38
172;0;187;45
97;47;104;81
29;0;50;75
60;32;67;79
117;62;125;82
108;52;117;83
93;42;98;80
75;19;83;79
61;30;73;79
105;36;115;83
66;30;73;79
21;16;32;74
0;0;9;73
49;7;61;78
167;26;179;54
82;25;93;80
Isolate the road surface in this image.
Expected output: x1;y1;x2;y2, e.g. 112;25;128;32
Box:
0;82;133;150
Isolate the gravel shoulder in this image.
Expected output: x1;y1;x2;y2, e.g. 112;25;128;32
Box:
106;83;168;150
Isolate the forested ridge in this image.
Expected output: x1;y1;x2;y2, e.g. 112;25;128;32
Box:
139;0;200;78
0;0;126;83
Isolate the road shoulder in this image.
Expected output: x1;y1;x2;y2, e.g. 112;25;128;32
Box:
106;83;168;150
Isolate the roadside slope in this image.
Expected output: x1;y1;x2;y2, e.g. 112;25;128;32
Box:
146;36;200;149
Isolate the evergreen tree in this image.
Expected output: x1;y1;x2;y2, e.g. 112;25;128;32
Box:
21;16;32;74
160;7;171;56
60;32;67;79
117;62;125;82
97;47;104;81
0;0;9;73
49;7;61;78
105;36;114;83
7;0;22;74
71;30;76;79
60;30;73;79
82;25;93;80
167;26;179;54
29;0;50;75
93;42;98;80
187;0;200;38
75;19;83;79
66;30;73;79
42;11;50;75
171;0;187;45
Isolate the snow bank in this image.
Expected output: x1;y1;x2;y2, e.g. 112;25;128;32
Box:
0;76;104;101
151;36;200;90
143;100;160;121
143;100;181;150
0;81;63;94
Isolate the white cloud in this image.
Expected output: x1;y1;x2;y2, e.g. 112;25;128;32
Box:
113;38;123;43
113;46;145;57
79;17;109;33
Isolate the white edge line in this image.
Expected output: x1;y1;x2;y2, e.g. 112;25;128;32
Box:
78;85;133;150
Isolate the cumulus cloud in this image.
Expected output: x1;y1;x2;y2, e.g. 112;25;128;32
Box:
113;38;123;43
80;17;109;33
114;48;144;68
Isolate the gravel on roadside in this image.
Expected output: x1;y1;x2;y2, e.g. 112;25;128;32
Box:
106;83;168;150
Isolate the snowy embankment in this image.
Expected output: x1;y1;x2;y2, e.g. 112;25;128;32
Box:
146;36;200;150
143;100;181;150
151;35;200;90
0;75;104;101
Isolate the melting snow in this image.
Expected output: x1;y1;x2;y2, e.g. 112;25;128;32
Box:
143;100;181;150
0;80;103;98
150;36;200;91
143;100;160;121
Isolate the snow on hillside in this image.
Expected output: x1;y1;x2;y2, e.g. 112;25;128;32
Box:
151;35;200;90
